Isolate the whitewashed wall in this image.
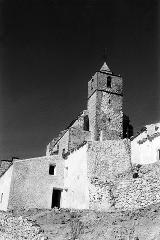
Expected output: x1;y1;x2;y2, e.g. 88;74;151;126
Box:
0;165;13;211
61;144;89;209
131;123;160;165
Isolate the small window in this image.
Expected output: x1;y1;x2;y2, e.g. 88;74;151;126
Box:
109;99;111;104
62;148;65;154
83;115;89;131
49;164;56;175
133;172;138;178
62;148;65;157
91;79;94;90
107;76;112;88
108;118;111;122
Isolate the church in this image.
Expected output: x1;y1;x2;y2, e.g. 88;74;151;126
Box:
0;62;160;212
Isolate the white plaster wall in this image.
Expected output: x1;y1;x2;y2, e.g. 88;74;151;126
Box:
131;125;160;165
61;144;89;209
8;156;64;210
0;165;13;211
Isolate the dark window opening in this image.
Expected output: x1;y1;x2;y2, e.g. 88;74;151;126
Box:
49;165;56;175
62;148;66;157
158;150;160;160
91;79;94;90
133;172;138;178
108;118;111;122
107;76;112;88
51;189;61;208
62;148;65;154
52;144;59;155
155;126;159;131
109;99;111;104
83;115;89;131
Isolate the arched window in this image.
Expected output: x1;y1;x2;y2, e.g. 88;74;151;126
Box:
107;76;112;88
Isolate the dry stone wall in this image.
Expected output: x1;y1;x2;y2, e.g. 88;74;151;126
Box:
71;110;88;130
97;72;123;95
87;139;160;212
113;162;160;211
88;91;97;140
87;139;131;180
96;91;123;140
88;71;123;141
87;139;131;211
88;72;98;98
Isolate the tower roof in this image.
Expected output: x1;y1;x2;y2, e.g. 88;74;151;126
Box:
100;62;111;73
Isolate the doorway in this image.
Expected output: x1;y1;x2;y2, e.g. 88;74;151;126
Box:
51;189;61;208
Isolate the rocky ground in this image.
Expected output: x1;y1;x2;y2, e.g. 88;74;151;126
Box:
1;203;160;239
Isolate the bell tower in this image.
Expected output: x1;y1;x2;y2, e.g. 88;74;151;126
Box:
87;62;123;141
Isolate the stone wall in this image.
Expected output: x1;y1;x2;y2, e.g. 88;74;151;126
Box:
87;139;131;211
68;127;91;151
46;130;70;157
113;163;160;211
97;72;123;95
88;72;98;98
71;110;88;130
87;137;160;212
96;91;123;140
8;156;64;210
87;139;131;180
88;72;123;98
0;160;13;176
87;91;97;140
88;71;123;141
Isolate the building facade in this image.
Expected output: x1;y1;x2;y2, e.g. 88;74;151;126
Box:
1;62;160;212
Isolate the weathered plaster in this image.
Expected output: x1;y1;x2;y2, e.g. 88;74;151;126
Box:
0;165;13;211
8;156;64;210
131;123;160;165
62;144;89;209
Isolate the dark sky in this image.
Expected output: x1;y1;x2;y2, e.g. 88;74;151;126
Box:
0;0;159;159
